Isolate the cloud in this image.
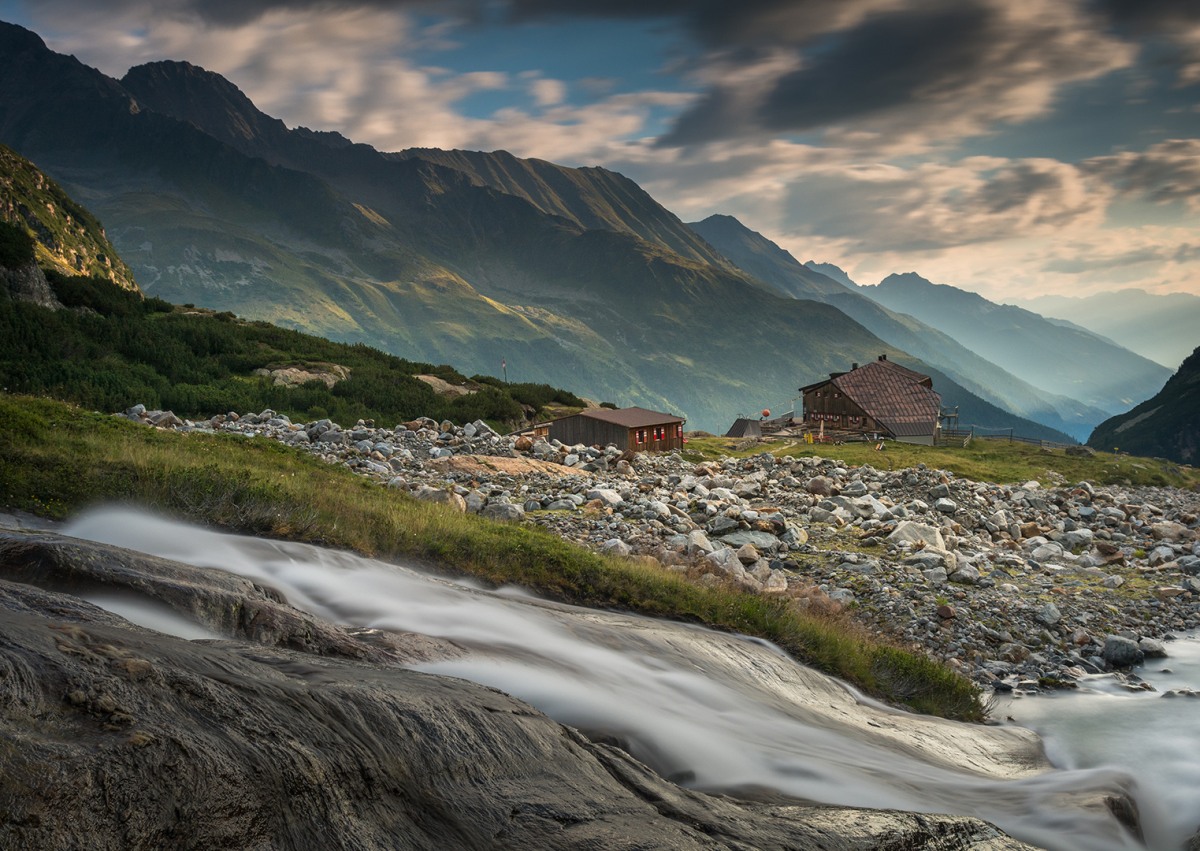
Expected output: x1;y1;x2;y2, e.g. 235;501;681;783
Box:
27;2;513;151
1041;244;1196;274
1082;139;1200;210
526;76;567;107
462;90;695;163
796;222;1200;301
499;0;1141;153
659;0;1135;151
1094;0;1200;84
506;0;901;49
782;158;1111;252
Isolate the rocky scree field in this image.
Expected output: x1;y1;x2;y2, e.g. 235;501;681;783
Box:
121;403;1200;697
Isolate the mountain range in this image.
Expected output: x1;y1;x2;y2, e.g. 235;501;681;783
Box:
1014;290;1200;370
858;273;1172;416
0;20;1170;440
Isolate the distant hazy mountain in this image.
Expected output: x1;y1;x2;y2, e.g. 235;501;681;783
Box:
0;21;1073;440
804;261;859;290
860;273;1171;416
1015;290;1200;370
1089;346;1200;465
692;216;1106;440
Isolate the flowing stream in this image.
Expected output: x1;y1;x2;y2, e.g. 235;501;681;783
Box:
995;640;1200;851
59;507;1194;850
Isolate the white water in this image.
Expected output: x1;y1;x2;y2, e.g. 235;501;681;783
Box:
59;507;1175;851
997;640;1200;851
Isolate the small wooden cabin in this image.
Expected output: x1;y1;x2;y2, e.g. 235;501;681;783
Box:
549;407;685;451
800;355;941;445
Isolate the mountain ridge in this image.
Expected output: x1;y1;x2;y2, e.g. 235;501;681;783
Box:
1088;345;1200;465
0;20;1075;439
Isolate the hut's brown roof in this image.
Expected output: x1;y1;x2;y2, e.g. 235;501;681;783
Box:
575;406;684;428
830;361;940;437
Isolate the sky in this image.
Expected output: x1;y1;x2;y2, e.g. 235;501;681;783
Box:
1;0;1199;303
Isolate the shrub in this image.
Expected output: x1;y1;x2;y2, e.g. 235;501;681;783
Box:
0;221;35;269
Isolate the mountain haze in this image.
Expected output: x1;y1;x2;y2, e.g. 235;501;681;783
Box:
861;273;1171;416
1015;289;1200;370
691;215;1106;440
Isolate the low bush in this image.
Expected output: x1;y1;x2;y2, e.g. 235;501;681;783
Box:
0;278;577;428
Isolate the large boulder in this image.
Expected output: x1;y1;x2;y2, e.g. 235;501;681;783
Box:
481;503;526;523
887;521;946;552
1101;636;1145;669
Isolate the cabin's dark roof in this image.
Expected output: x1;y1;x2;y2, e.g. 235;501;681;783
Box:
869;357;931;386
829;361;940;437
799;355;931;393
570;406;685;428
724;418;762;438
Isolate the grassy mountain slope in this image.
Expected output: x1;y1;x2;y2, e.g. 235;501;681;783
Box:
863;273;1171;415
0;144;136;290
0;273;586;427
1088;345;1200;465
690;215;1092;441
395;147;734;269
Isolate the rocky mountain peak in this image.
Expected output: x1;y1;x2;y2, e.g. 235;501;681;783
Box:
804;261;858;288
0;19;48;52
878;271;935;290
122;60;288;152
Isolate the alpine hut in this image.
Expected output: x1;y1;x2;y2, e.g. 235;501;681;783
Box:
548;406;685;452
799;355;941;444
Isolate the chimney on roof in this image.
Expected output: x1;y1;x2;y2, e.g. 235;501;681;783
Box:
851;362;858;370
878;354;887;361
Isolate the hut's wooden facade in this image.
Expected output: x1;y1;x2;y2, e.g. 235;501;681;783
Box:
549;407;685;451
800;355;941;444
